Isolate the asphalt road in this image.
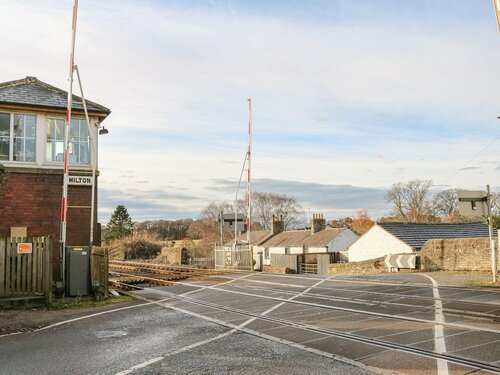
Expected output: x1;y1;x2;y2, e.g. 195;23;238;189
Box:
1;271;499;375
0;299;374;375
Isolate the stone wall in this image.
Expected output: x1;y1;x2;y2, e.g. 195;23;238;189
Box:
420;237;500;271
328;257;385;275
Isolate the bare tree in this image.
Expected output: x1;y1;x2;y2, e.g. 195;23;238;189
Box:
251;192;304;229
491;192;500;216
200;201;233;223
385;179;435;223
432;189;458;218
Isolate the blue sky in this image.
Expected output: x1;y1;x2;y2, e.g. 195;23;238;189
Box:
0;0;499;222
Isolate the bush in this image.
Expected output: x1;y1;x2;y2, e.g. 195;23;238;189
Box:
105;233;163;260
124;237;162;259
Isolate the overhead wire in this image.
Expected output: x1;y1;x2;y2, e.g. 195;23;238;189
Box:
440;132;500;186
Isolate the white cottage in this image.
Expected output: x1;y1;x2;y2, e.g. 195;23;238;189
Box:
259;227;359;266
347;222;495;262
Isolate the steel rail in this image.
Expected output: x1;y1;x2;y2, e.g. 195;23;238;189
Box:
249;272;500;295
109;260;226;275
213;274;500;310
111;279;500;374
225;283;500;320
109;270;500;335
111;260;500;295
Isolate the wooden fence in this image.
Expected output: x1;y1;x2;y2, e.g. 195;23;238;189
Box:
91;247;109;298
270;254;299;273
0;237;52;302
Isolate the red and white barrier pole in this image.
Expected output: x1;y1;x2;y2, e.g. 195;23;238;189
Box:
61;0;78;283
246;98;252;245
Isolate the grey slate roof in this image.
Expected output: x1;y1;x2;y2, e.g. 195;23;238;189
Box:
0;76;110;115
378;222;497;250
236;230;274;246
260;229;312;248
302;228;347;247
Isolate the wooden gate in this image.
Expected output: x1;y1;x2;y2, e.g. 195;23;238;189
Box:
215;245;252;270
298;253;331;275
0;237;53;302
91;247;109;298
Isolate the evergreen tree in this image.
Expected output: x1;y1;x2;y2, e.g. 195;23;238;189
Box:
105;205;133;242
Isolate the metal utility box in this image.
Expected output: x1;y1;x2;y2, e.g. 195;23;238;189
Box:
66;246;91;296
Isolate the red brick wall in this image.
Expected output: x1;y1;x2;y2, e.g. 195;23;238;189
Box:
0;170;98;280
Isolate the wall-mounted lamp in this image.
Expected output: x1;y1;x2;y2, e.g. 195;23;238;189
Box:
99;126;109;135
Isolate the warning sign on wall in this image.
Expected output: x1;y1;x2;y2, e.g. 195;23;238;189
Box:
17;243;33;254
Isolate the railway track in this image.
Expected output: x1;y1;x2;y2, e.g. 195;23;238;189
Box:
110;270;500;334
111;277;500;374
226;282;500;321
108;260;229;287
109;262;500;322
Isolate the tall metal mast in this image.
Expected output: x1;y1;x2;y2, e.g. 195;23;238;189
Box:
74;65;98;246
61;0;78;282
246;98;252;245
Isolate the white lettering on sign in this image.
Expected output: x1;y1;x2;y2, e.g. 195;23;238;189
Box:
68;176;93;186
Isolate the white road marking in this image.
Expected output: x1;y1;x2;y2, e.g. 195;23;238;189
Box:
113;274;253;375
181;273;251;296
114;356;164;375
0;298;171;339
114;277;385;375
420;274;449;375
238;276;334;329
0;273;251;340
114;276;334;375
115;272;500;334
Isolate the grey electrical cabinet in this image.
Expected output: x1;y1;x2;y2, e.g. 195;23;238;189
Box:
66;246;91;296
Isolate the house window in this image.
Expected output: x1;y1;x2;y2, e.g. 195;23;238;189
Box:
285;247;290;255
0;113;37;162
265;248;269;259
13;114;36;162
0;113;9;160
46;119;65;162
46;118;90;165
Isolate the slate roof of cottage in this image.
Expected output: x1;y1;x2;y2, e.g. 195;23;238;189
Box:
237;230;274;246
260;230;312;247
378;222;497;250
302;228;350;247
0;76;110;116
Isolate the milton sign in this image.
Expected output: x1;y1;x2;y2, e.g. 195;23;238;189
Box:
68;175;93;186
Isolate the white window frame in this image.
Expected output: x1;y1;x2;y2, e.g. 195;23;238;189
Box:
45;116;91;166
0;111;38;164
0;112;10;162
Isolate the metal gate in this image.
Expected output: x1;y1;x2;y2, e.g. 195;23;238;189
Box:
298;253;331;275
215;245;252;270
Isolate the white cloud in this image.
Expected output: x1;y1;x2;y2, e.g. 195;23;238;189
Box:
1;0;499;222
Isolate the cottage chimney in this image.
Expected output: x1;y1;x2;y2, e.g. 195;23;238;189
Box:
311;213;326;234
271;214;285;235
